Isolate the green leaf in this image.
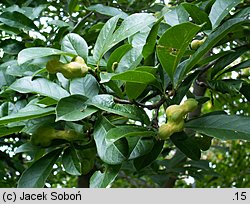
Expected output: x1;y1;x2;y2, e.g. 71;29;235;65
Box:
17;47;74;65
111;13;156;50
56;95;97;121
195;135;213;151
157;22;201;81
107;44;132;72
163;5;189;26
106;126;155;143
142;18;162;59
0;104;54;126
170;132;201;161
61;33;88;62
133;140;164;170
93;13;156;64
115;47;143;73
0;126;24;138
218;60;250;77
182;3;212;30
182;18;250;77
125;66;158;99
240;83;250;101
67;0;78;14
186;114;250;141
210;45;249;79
111;70;160;89
17;148;63;187
208;79;243;95
90;165;121;188
209;0;241;30
93;15;120;64
93;117;128;164
9;76;70;101
87;4;128;19
127;137;154;160
69;74;99;98
0;11;38;30
88;94;150;125
62;147;81;176
15;142;41;154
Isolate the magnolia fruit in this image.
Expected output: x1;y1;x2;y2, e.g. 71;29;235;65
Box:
190;38;206;50
31;126;82;147
46;56;89;79
158;98;198;140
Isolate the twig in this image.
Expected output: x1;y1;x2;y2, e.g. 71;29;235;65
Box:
72;12;93;33
114;97;132;104
134;97;166;110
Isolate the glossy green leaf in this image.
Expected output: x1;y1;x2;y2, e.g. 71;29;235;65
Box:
93;13;156;64
186;114;250;141
218;60;250;77
211;45;249;79
208;79;243;95
0;126;24;138
142;18;162;59
182;18;250;77
209;0;241;30
87;4;128;19
125;66;158;99
88;94;150;125
62;147;81;176
0;11;38;30
157;22;201;81
61;33;88;62
15;142;41;154
17;47;74;65
134;140;164;170
163;5;189;26
106;126;155;143
127;137;154;160
111;70;160;88
115;47;143;73
56;95;97;121
93;15;120;64
182;3;212;30
69;74;99;98
67;0;78;14
93;117;128;164
170;132;201;161
107;44;132;72
90;165;121;188
17;148;63;187
240;83;250;101
9;76;70;101
0;104;54;126
111;13;156;49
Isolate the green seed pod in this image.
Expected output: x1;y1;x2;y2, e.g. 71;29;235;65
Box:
46;56;89;79
181;98;198;113
158;120;184;140
166;105;185;122
190;37;206;50
31;126;83;148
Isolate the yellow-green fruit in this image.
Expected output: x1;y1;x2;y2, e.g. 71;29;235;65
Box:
31;126;82;147
181;98;198;113
166;105;184;122
190;38;206;50
158;120;184;140
46;59;64;74
46;56;89;79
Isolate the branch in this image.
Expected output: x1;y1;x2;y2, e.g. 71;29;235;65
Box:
72;12;93;33
134;97;166;110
